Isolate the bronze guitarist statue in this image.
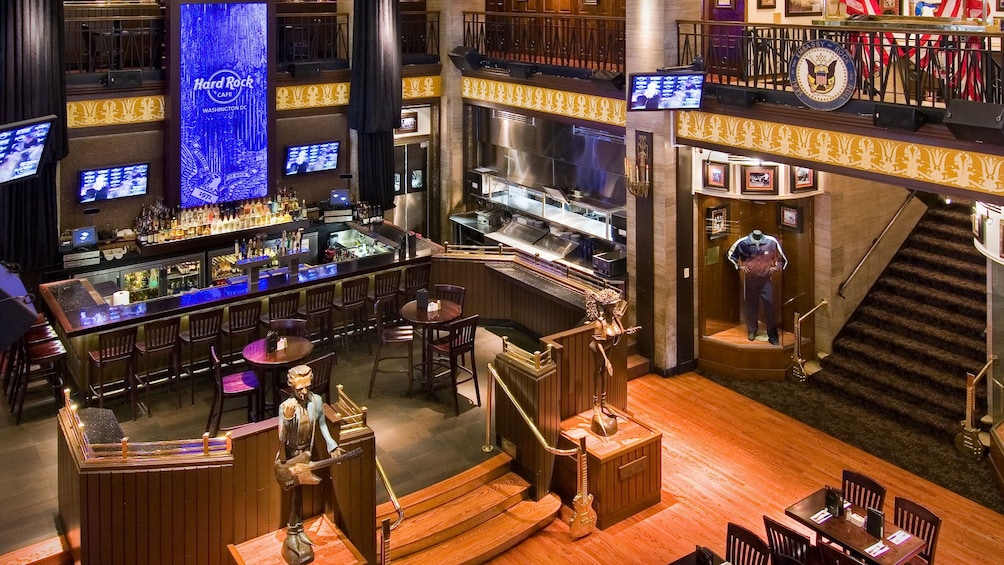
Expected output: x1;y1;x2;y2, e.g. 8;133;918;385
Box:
586;289;640;437
276;365;341;565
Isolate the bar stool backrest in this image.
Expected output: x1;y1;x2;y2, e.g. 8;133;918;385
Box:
763;515;811;563
188;309;224;342
341;277;369;306
306;352;336;401
725;522;770;565
98;327;138;362
143;318;180;352
305;285;336;315
270;318;308;338
228;301;262;333
447;314;478;355
842;470;887;514
434;284;466;310
401;263;430;292
268;294;300;321
373;270;401;299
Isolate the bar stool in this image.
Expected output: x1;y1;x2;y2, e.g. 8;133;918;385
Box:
134;317;181;416
426;314;480;415
10;336;66;424
2;322;56;397
431;283;467;344
369;269;402;323
179;309;223;405
87;326;138;411
397;263;431;308
306;352;336;403
206;346;261;437
269;318;308;338
297;284;337;351
332;277;370;351
222;301;262;364
369;298;414;398
260;293;300;332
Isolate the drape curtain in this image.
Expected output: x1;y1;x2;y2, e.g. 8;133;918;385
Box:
0;0;68;271
347;0;401;211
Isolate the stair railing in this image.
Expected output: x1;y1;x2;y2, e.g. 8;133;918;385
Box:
955;355;996;458
485;362;595;537
791;299;829;383
838;191;917;299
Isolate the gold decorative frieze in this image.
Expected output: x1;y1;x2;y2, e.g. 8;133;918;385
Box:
461;77;626;127
677;111;1004;198
402;76;441;99
276;82;351;110
66;96;165;128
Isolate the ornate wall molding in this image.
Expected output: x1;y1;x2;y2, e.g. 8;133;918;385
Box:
276;82;351;110
676;110;1004;198
461;77;626;127
66;96;166;128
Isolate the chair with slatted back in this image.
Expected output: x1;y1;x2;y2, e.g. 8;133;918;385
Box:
369;269;402;323
298;284;337;350
818;542;865;565
397;262;431;307
369;297;414;398
269;318;308;338
134;317;182;415
842;470;887;514
763;515;813;565
306;352;336;404
333;277;370;351
893;496;942;564
426;314;480;415
10;336;66;424
221;301;261;364
725;522;770;565
179;309;224;405
260;293;300;332
87;326;137;412
206;347;261;437
773;555;807;565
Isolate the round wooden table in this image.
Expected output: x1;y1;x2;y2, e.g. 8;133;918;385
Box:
399;299;461;399
242;336;314;416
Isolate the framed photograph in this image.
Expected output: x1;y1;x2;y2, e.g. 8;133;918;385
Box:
974;214;985;244
704;162;729;190
758;0;777;8
741;165;779;195
707;205;730;239
779;204;803;232
396;110;418;134
716;0;735;7
791;166;817;192
1000;0;1004;14
785;0;823;16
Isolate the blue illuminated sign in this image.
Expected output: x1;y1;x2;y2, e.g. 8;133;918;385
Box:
179;2;268;208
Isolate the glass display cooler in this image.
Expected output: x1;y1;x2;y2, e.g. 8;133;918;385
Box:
208;232;318;284
74;253;205;303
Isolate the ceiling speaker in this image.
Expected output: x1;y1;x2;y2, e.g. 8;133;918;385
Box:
591;70;625;91
448;46;482;73
716;85;757;108
507;62;537;79
945;100;1004;145
289;62;321;78
105;70;142;89
873;103;926;132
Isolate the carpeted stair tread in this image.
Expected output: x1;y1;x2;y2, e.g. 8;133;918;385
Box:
883;262;986;298
895;247;985;280
915;219;978;242
856;301;984;357
861;291;985;337
840;321;984;373
872;278;986;321
905;232;985;264
834;328;982;387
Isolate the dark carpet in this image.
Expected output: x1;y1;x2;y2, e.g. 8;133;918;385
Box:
698;369;1004;516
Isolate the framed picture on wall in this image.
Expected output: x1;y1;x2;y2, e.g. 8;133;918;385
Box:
707;205;730;239
758;0;777;8
705;162;729;190
741;165;779;195
785;0;823;16
396;110;418;134
779;204;803;232
716;0;735;7
974;214;985;244
791;166;817;192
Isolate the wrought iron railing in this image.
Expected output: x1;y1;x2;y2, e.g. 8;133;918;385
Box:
678;20;1004;107
463;11;625;73
64;14;165;74
402;10;441;64
276;11;350;70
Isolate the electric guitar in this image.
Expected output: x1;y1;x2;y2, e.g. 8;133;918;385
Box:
954;372;985;459
275;447;363;491
568;436;596;539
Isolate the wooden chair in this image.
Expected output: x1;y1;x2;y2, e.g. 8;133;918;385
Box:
818;543;865;565
87;326;137;413
772;555;807;565
725;522;770;565
433;283;466;310
269;318;308;338
332;277;370;351
893;496;942;564
306;352;336;403
369;297;414;398
763;515;813;565
221;301;261;364
397;262;431;307
842;469;887;513
179;309;224;405
134;317;182;415
298;284;337;349
260;293;300;332
426;314;480;415
206;347;261;437
368;269;402;323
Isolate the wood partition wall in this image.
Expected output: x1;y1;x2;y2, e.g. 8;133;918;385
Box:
57;404;376;565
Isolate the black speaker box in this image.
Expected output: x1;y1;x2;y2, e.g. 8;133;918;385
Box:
945;100;1004;145
590;70;625;91
290;62;321;78
0;265;38;352
873;103;926;131
105;69;142;89
448;46;482;73
507;62;536;79
717;85;757;108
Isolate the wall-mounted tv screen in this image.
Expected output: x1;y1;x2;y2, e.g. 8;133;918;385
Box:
79;163;149;204
627;72;705;111
284;141;340;176
0;115;56;186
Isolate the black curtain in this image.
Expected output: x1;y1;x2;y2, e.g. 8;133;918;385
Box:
347;0;401;211
0;0;68;272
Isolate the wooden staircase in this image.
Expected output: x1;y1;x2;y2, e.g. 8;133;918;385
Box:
375;453;562;565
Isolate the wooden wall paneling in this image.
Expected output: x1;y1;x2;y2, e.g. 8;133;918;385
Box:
145;471;160;565
326;413;377;565
56;428;82;564
99;473;113;564
122;471;136;565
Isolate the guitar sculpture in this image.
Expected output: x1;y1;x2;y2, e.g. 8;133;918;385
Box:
274;447;363;491
954;372;986;459
568;436;596;539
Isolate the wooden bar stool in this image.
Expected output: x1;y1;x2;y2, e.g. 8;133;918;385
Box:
206;346;261;437
222;301;261;364
10;336;66;424
134;317;181;416
333;277;370;352
369;269;402;323
179;309;223;405
87;326;137;413
298;284;337;352
259;293;299;333
397;262;431;309
369;298;414;398
426;314;480;415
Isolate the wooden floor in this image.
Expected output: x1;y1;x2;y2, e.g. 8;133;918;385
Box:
492;373;1004;564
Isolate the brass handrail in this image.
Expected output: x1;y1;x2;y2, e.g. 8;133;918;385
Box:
790;299;829;383
375;456;404;530
838;191;917;299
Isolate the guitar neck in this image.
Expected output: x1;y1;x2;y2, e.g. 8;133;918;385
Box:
965;373;976;431
305;447;363;471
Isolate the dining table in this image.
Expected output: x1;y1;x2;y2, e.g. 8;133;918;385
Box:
399;298;461;399
242;335;314;417
785;488;927;565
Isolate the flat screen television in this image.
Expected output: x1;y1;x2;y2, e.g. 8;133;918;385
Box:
78;163;149;204
284;141;340;176
0;115;57;186
627;72;705;111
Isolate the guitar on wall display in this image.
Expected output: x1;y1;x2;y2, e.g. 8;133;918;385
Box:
568;436;596;538
274;447;363;491
954;371;986;459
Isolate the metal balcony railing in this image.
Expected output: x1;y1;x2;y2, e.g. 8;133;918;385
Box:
275;11;350;70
